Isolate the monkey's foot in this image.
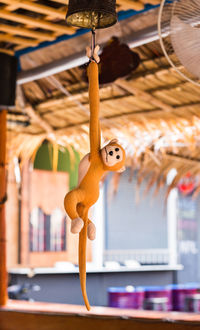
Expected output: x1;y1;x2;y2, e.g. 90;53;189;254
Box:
71;217;84;234
87;222;96;240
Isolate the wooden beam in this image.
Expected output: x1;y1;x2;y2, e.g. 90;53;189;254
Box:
46;76;90;116
0;9;74;34
142;0;160;4
17;85;54;134
0;110;8;306
50;0;68;4
0;23;55;41
40;101;199;135
0;48;14;55
117;0;144;10
166;153;200;166
25;105;54;134
1;0;66;19
0;33;39;46
115;79;174;113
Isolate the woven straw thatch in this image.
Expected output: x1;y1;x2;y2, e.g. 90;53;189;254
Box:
5;4;200;194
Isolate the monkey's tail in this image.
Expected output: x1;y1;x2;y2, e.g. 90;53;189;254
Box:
79;221;90;311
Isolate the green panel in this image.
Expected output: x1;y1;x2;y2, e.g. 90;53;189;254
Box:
34;141;80;190
34;142;52;171
57;147;80;190
69;150;80;190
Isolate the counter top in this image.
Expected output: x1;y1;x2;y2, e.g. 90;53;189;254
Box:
1;299;200;323
9;264;183;275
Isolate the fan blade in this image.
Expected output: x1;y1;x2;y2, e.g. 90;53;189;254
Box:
170;16;200;79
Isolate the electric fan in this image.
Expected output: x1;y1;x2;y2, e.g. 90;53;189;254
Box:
158;0;200;86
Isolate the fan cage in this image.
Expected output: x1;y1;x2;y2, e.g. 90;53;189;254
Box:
158;0;200;87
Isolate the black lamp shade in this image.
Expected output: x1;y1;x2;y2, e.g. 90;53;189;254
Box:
66;0;117;29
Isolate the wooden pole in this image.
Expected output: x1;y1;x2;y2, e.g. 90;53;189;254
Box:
0;109;7;306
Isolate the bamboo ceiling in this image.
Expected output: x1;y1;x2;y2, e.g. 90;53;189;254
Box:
0;0;160;52
4;1;200;193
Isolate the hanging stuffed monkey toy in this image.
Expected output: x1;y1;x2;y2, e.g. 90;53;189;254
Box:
64;44;126;311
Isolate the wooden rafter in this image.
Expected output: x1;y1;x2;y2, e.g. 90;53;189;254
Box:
0;9;73;34
118;0;144;10
51;0;69;4
1;0;66;19
25;105;54;134
115;79;174;113
0;34;39;46
118;0;160;10
0;23;54;41
28;102;199;137
166;153;200;166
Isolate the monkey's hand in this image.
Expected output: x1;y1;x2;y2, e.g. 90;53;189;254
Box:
71;217;84;234
86;45;100;63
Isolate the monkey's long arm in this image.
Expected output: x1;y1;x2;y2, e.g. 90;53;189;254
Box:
78;61;101;311
88;61;101;159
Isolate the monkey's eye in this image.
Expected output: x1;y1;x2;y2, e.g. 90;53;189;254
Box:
116;155;120;160
115;148;119;152
109;151;113;156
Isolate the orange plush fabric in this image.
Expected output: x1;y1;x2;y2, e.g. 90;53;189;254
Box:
64;61;126;311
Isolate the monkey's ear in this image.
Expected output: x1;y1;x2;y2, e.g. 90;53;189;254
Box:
117;166;126;173
110;138;118;144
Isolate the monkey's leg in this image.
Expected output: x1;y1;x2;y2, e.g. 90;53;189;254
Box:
87;219;96;241
64;189;85;234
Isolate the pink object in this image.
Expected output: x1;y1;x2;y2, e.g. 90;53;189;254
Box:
108;286;144;309
184;294;200;312
170;284;199;311
143;286;172;311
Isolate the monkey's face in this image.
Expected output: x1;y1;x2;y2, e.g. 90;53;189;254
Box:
101;139;126;172
101;144;123;167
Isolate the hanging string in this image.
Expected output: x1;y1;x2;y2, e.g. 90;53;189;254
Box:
91;29;96;59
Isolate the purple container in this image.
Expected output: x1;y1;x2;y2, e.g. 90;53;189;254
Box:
184;294;200;312
143;286;172;311
108;286;145;309
169;283;199;311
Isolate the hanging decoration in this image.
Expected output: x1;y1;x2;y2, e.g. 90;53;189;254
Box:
64;0;126;311
178;173;197;196
82;36;141;84
98;36;140;84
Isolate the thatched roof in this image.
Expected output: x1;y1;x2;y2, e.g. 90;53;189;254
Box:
3;1;200;193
